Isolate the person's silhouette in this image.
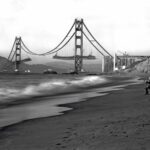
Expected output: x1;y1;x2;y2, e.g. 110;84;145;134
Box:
145;77;150;95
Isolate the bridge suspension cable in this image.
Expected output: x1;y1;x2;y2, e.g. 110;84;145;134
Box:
82;31;105;56
20;21;75;56
21;32;75;55
83;22;113;58
7;37;17;60
6;19;114;73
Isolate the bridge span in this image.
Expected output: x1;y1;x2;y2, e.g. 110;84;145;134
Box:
4;18;114;74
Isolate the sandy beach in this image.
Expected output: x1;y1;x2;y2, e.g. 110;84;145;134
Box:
0;75;150;150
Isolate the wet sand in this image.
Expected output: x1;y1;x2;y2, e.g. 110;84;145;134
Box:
0;76;150;150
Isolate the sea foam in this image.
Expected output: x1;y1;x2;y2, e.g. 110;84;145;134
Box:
0;76;107;103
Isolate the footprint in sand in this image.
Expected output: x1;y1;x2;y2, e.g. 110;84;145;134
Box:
56;142;67;149
56;143;61;146
61;145;66;149
104;125;108;128
65;131;70;134
63;136;68;139
140;146;146;150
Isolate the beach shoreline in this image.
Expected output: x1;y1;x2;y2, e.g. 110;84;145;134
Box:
0;76;142;129
1;76;150;150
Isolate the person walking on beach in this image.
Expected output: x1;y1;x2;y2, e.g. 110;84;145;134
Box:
145;77;150;95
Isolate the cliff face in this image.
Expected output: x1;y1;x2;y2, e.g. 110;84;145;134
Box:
124;58;150;74
134;59;150;73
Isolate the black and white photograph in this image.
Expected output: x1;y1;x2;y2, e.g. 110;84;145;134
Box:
0;0;150;149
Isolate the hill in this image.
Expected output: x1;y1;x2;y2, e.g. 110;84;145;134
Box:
130;59;150;73
0;56;55;73
0;56;102;73
2;55;150;75
0;56;14;72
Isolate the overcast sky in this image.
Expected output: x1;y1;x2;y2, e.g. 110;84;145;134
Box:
0;0;150;62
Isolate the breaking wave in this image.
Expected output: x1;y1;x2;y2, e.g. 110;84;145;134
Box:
0;76;107;103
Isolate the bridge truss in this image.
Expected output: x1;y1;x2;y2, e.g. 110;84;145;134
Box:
7;18;113;73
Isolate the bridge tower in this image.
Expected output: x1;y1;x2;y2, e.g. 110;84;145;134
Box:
74;18;83;73
15;37;21;72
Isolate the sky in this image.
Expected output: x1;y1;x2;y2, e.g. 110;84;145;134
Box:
0;0;150;63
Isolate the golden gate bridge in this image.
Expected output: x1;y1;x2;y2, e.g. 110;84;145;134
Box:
6;18;114;74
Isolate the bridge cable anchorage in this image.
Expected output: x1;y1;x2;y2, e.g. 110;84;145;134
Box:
20;21;75;56
21;32;75;56
82;31;105;56
83;22;113;58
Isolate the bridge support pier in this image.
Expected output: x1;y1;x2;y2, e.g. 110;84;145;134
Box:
102;56;105;73
104;56;113;72
74;18;83;73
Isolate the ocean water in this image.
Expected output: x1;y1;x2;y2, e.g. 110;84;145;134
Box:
0;74;107;103
0;74;143;128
